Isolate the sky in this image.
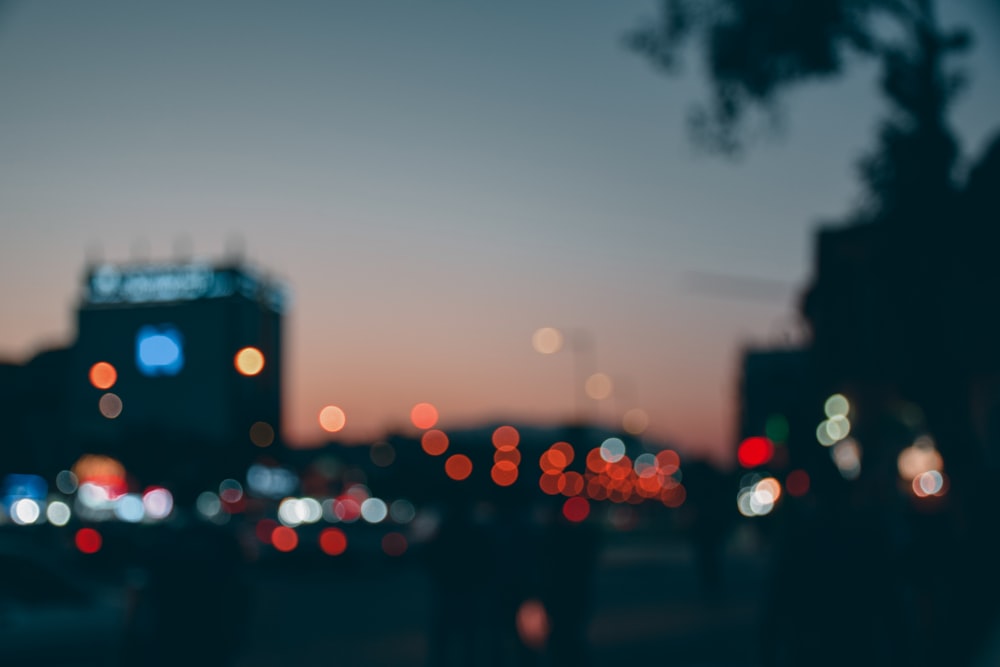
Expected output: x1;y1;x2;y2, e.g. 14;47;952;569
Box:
1;1;998;466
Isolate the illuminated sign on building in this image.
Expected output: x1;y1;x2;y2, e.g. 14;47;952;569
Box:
136;325;185;376
85;263;286;311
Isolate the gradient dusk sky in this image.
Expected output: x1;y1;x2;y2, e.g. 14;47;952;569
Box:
2;1;998;465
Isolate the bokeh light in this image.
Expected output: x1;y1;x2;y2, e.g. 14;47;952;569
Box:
516;599;550;649
785;469;810;497
622;408;649;435
491;461;518;487
55;470;78;494
234;346;265;376
382;532;408;557
585;373;613;400
249;421;275;447
46;500;72;526
98;393;123;419
532;327;564;354
824;393;850;418
562;496;590;522
271;526;299;552
494;448;522;466
410;403;439;430
599;438;626;463
390;499;416;524
75;527;102;554
370;442;396;467
492;425;520;450
11;498;41;525
737;437;774;468
319;527;348;555
114;494;145;523
319;405;346;433
421;429;449;456
219;479;244;504
445;454;473;481
898;436;943;480
360;497;388;523
89;362;117;390
142;487;174;520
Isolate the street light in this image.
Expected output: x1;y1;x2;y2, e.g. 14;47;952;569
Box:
532;326;599;423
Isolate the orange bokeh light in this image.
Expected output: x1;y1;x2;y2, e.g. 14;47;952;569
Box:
319;405;347;433
586;448;608;474
661;484;687;508
540;449;567;473
411;403;439;430
234;347;265;376
494;448;522;466
655;449;680;475
558;471;585;497
550;442;575;466
271;526;299;552
492;425;520;450
491;461;519;487
539;472;563;495
88;362;117;390
421;429;450;456
445;454;473;481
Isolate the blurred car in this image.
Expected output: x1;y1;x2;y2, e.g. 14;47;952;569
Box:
0;536;143;667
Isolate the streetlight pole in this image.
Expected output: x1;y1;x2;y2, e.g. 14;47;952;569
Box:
533;326;598;425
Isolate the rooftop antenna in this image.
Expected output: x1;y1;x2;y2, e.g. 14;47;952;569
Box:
84;242;104;268
224;233;246;266
130;237;151;264
173;235;194;263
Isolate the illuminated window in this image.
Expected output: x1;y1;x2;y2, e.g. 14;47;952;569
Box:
136;325;184;376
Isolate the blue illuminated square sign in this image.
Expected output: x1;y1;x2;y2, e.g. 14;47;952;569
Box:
136;325;184;376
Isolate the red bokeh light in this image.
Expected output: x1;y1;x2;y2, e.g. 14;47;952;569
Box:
562;497;590;523
271;526;299;552
382;532;408;557
492;425;520;450
445;454;473;481
75;528;102;554
319;527;348;556
738;437;775;468
421;429;449;456
786;469;811;497
255;519;278;545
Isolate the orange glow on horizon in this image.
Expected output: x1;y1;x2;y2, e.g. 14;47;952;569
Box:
88;362;117;390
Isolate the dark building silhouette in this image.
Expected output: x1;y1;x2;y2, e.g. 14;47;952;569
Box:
1;259;287;500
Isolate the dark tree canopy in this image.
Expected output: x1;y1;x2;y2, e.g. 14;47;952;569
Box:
628;0;970;168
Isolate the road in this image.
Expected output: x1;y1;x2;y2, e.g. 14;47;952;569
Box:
233;527;769;667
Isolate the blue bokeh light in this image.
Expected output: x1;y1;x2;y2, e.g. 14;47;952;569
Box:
136;325;184;376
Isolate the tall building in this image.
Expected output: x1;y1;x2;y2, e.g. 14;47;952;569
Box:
63;260;286;497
